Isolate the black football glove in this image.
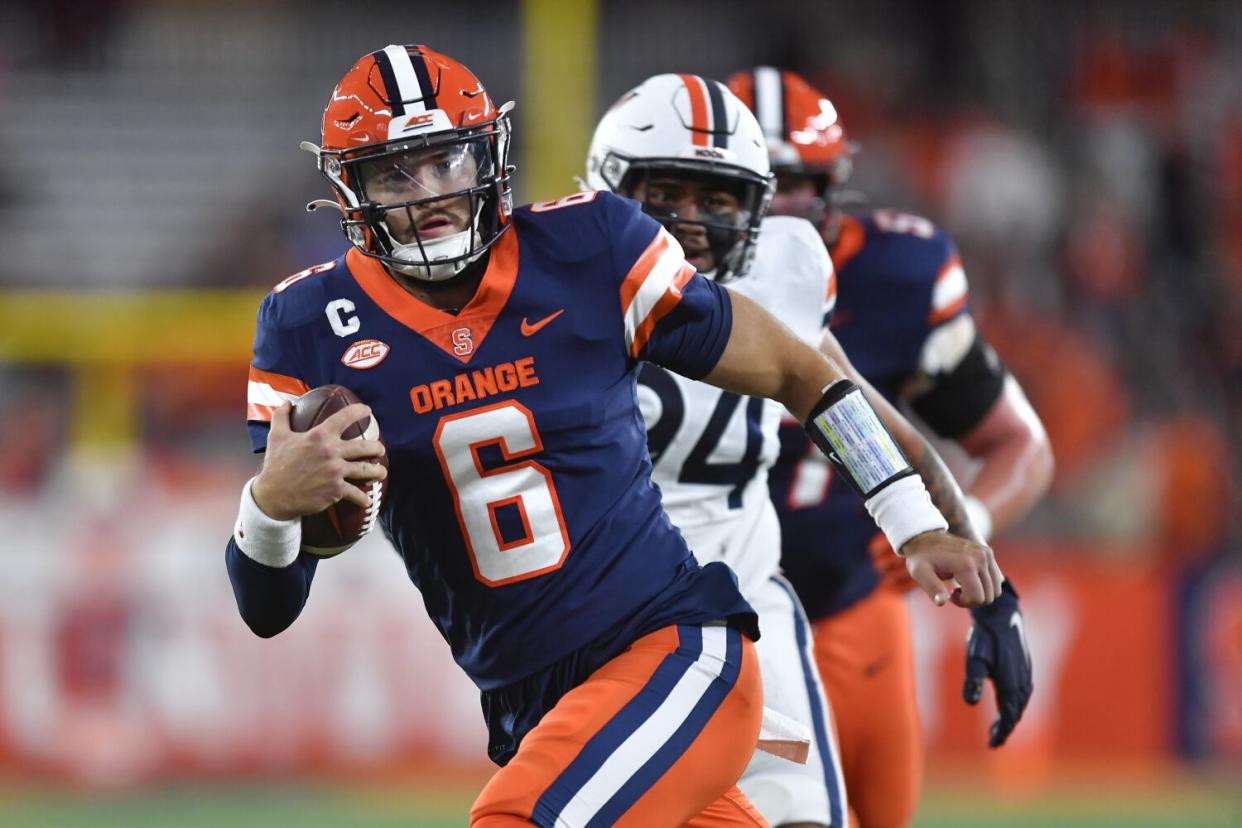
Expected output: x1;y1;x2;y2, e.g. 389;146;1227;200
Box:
963;578;1032;748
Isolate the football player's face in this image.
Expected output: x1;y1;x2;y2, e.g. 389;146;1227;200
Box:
632;176;741;273
770;174;820;219
359;144;481;243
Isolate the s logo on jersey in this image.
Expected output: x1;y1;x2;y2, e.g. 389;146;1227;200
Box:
341;339;390;369
452;327;475;356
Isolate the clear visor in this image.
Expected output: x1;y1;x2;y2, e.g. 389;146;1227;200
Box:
356;138;495;207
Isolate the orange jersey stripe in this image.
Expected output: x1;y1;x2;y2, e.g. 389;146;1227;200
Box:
678;73;710;147
619;231;674;315
629;261;695;358
829;214;865;271
246;401;277;422
928;293;968;326
248;366;310;396
935;254;963;282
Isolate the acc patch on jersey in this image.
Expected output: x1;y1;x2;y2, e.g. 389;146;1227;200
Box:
341;338;391;369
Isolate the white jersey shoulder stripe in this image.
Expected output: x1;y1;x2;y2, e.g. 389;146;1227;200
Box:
930;256;968;323
246;367;309;423
247;380;300;408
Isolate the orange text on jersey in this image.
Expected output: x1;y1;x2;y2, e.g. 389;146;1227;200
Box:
410;357;540;414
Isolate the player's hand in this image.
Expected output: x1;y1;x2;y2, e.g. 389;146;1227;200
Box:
251;402;387;520
900;530;1002;608
963;579;1032;748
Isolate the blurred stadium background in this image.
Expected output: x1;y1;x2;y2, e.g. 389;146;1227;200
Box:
0;0;1239;825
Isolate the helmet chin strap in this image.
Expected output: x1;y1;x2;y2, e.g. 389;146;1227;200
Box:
306;198;482;281
382;201;488;282
301;139;503;282
388;229;476;281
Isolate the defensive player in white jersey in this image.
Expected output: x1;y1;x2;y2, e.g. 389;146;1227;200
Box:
584;74;993;828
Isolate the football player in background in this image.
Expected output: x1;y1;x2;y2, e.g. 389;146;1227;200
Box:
225;44;1002;828
585;74;1009;828
729;67;1053;828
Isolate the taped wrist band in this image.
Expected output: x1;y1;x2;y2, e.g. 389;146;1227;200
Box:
865;475;948;554
804;380;947;552
234;476;302;568
804;380;915;498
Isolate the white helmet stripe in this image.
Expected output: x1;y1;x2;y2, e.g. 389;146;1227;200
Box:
382;44;428;115
753;66;784;142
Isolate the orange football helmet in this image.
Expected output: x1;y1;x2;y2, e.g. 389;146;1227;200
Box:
301;44;514;282
727;67;853;225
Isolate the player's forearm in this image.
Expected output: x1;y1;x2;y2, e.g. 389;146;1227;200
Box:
902;432;985;544
818;328;983;544
703;291;844;419
225;537;317;638
957;379;1054;535
855;379;982;543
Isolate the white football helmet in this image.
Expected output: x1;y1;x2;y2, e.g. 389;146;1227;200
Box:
585;73;774;282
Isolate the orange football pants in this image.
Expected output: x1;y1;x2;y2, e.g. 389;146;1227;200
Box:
812;586;921;828
471;624;768;828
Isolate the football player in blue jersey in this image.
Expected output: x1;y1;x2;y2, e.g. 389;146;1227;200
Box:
225;45;1003;828
729;68;1054;828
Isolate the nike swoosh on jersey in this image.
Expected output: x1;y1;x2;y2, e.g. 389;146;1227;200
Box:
863;655;890;678
520;309;565;336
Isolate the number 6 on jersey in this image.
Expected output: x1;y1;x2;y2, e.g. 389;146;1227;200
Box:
433;401;571;586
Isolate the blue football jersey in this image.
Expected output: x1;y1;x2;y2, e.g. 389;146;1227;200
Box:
227;191;756;694
769;209;971;619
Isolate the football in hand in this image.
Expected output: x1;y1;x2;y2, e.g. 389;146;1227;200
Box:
288;384;388;557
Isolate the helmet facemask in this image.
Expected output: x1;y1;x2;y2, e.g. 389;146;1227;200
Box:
617;160;774;282
309;114;514;283
771;150;855;223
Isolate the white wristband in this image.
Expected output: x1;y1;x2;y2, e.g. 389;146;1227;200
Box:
865;475;949;555
234;476;301;568
964;494;993;542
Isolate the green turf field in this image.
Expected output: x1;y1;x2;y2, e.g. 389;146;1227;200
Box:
1;773;1237;827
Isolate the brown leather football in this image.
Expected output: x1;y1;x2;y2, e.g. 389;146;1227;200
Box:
288;385;387;557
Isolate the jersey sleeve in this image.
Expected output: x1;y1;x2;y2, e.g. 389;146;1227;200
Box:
823;259;837;328
910;239;1005;438
246;292;313;452
926;241;968;328
748;217;833;345
914;232;975;376
605;194;733;378
225;535;319;637
910;327;1007;438
230;291;322;637
785;216;836;339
